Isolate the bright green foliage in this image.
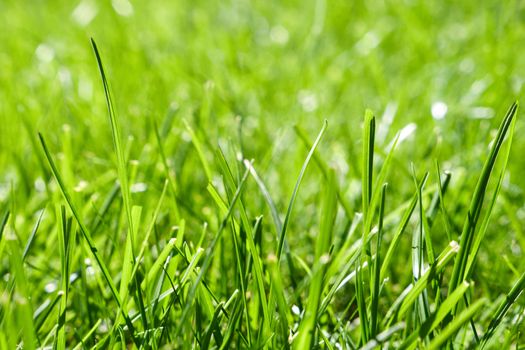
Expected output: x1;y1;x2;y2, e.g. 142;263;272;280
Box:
1;1;525;349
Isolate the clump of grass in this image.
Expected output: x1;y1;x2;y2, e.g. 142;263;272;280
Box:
1;35;524;350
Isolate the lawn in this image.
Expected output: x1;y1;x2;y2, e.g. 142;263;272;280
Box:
1;0;525;348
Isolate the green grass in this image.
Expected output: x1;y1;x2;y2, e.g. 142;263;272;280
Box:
2;0;525;348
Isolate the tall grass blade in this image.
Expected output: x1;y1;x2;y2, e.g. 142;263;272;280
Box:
294;169;337;349
371;183;387;337
55;205;74;350
449;102;518;295
277;120;327;261
481;271;525;348
90;39;135;241
427;298;485;350
38;133;139;346
361;109;375;256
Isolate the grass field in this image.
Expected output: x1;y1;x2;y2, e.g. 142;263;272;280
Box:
2;0;525;348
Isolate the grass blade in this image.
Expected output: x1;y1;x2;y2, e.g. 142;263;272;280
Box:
90;39;135;241
428;298;486;350
449;102;518;295
294;124;352;217
371;183;387;337
22;208;45;261
277;119;327;261
481;271;525;348
55;205;75;350
295;168;337;349
385;241;459;324
175;166;251;337
38;133;139;347
361;109;375;256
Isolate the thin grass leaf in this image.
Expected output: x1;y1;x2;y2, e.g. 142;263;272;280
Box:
399;281;471;349
117;206;141;324
244;159;300;306
207;180;252;342
129;180;169;291
0;210;10;257
91;39;144;330
38;133;139;346
364;131;400;245
33;291;63;332
411;168;431;326
215;150;273;339
294;124;352;218
295;168;337;349
465;112;517;279
142;237;179;289
184;119;213;182
91;38;135;244
361;109;375;256
277;119;327;261
153;121;181;221
481;271;525;348
356;110;375;345
449;102;518;295
385;241;459;324
55;205;74;350
356;259;370;344
267;252;291;347
199;289;239;349
430;164;452;241
371;183;387;338
8;239;37;350
175;166;251;337
22;208;45;261
428;298;486;350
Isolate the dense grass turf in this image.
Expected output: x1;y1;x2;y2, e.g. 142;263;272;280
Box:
2;0;525;348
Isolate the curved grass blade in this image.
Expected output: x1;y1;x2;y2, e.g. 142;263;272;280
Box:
294;124;352;217
449;102;518;295
465;106;517;279
22;208;45;261
277;119;327;261
38;133;139;347
428;298;486;350
481;271;525;348
90;39;135;241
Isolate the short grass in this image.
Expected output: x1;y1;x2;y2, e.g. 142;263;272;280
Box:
1;0;525;349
